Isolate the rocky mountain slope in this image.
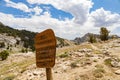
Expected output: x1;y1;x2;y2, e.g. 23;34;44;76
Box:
0;22;75;53
0;38;120;80
0;34;22;52
0;22;36;51
73;33;119;44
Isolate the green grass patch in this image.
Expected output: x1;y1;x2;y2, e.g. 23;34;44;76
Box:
3;74;15;80
104;58;112;66
95;64;104;68
93;68;105;78
93;50;102;54
59;52;69;58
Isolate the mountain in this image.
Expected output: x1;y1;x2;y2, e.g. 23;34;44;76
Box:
0;22;75;52
73;33;100;44
0;22;36;51
56;37;75;48
73;33;119;44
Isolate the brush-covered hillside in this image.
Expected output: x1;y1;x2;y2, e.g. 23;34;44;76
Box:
0;22;36;51
0;22;75;53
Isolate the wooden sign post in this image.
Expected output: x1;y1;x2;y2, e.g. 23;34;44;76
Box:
34;29;56;80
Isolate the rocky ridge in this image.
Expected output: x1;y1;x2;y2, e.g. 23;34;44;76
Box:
73;33;119;44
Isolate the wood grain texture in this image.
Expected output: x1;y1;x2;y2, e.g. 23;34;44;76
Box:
34;29;56;68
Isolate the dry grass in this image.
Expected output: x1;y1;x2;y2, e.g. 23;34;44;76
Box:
57;44;92;54
95;64;104;68
93;50;102;54
59;52;69;58
1;73;15;80
93;68;105;78
70;62;78;68
104;58;112;66
0;57;35;79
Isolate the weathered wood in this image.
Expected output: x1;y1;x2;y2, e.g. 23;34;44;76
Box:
34;29;56;68
46;68;53;80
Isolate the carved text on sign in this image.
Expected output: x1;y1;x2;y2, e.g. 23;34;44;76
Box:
34;29;56;68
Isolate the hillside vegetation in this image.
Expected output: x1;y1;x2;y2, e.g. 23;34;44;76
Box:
0;22;75;52
0;22;36;51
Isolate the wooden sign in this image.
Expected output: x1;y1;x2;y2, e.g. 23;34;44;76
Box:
34;29;56;68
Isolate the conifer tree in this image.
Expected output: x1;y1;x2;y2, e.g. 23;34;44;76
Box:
100;27;109;41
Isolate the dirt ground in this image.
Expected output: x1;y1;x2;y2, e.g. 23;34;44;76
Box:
0;39;120;80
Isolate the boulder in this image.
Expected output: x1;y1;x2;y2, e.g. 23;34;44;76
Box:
115;70;120;75
111;58;120;68
77;48;92;53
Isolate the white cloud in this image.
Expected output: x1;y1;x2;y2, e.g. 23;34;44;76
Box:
4;0;42;15
27;0;93;25
90;8;120;27
4;0;10;2
88;8;120;36
32;6;42;15
0;11;87;39
5;1;31;12
1;0;120;39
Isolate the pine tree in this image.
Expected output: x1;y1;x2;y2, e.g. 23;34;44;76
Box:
100;27;109;41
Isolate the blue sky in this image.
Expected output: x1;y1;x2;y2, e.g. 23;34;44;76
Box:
0;0;120;39
0;0;120;19
0;0;73;19
91;0;120;13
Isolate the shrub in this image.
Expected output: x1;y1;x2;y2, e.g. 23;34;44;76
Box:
16;40;20;45
93;68;105;78
21;48;28;53
104;58;112;66
93;72;103;78
94;50;102;54
93;59;97;62
88;34;96;43
70;62;78;68
7;46;9;50
0;42;5;48
21;48;25;53
59;52;68;58
0;50;9;60
95;64;103;68
100;27;110;41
